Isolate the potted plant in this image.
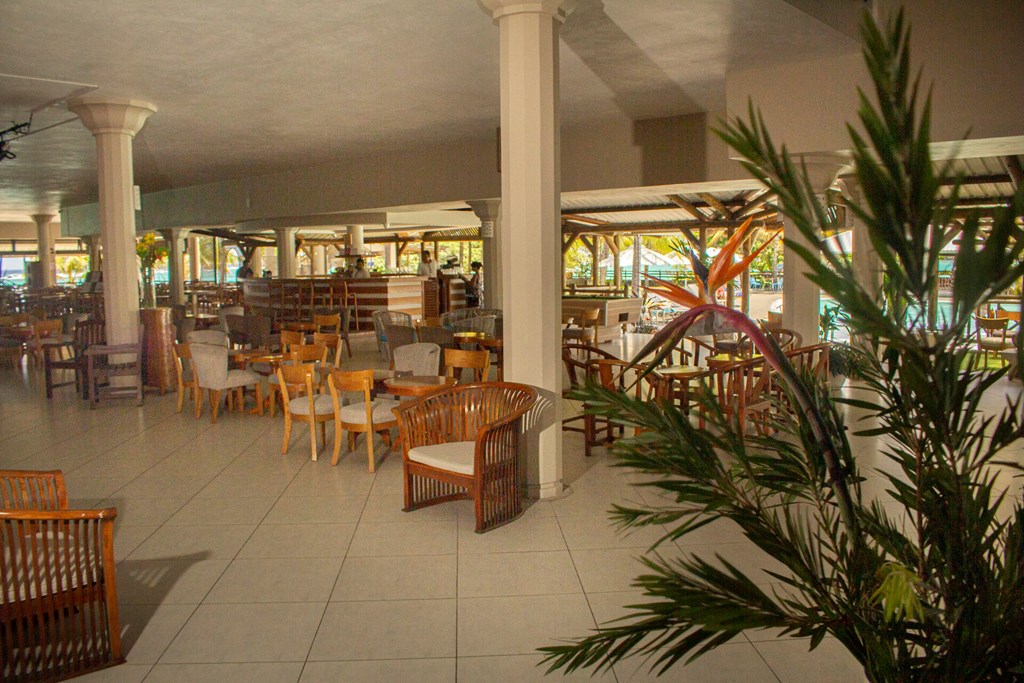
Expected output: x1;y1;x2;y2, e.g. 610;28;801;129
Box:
543;10;1024;681
826;340;869;391
136;232;167;308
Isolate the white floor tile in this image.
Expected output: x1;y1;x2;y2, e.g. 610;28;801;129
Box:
307;599;456;661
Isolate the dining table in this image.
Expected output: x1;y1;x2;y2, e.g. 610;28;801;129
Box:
383;374;455;398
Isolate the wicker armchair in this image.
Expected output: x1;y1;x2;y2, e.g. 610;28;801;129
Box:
393;382;537;533
372;310;413;361
1;470;123;681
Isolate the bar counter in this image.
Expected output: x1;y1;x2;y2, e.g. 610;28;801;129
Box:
241;275;429;329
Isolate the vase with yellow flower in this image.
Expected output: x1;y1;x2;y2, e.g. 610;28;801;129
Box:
136;232;167;308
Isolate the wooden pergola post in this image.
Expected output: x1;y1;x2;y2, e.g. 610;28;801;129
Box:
611;235;622;291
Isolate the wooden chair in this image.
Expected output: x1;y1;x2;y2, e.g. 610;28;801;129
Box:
45;319;105;399
277;363;335;462
84;333;145;409
393;382;538;533
561;307;600;346
1;469;123;681
712;356;775;434
313;312;341;334
312;332;343;371
444;348;490;383
587;358;670;441
314;310;352;357
975;315;1013;366
327;369;400;472
278;329;304;353
173;342;198;413
761;324;803;351
269;343;326;417
29;318;70;368
561;343;618;457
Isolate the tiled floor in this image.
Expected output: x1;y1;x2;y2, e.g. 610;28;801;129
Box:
3;333;1020;682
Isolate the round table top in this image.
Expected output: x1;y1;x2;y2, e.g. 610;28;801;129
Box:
658;364;708;377
383;375;455;397
283;321;318;332
454;331;486;339
476;336;503;349
706;353;760;367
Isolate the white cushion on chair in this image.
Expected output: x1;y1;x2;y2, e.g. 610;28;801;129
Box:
288;393;334;416
338;399;400;425
408;441;476;476
3;531;78;602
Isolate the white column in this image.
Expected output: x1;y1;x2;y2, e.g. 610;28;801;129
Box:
187;234;201;281
480;0;574;499
347;225;365;254
841;179;882;301
68;97;156;346
275;228;298;278
467;199;503;310
385;243;397;271
781;219;821;344
159;227;188;307
83;235;102;272
31;214;57;288
261;246;275;276
314;245;328;275
780;155;851;345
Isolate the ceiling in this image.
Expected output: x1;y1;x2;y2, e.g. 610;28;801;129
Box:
0;0;861;222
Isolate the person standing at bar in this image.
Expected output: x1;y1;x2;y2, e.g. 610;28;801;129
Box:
417;250;438;278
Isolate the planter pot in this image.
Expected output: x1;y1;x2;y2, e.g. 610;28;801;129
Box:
829;373;847;393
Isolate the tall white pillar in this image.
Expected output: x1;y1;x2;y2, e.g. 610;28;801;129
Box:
467;199;503;309
31;214;57;288
275;228;298;278
314;245;328;275
347;225;365;254
840;179;882;301
480;0;574;499
159;227;188;306
187;234;201;281
261;246;275;276
68;97;156;345
781;155;851;345
83;235;102;273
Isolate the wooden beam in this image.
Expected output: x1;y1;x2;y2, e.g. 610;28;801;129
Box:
563;214;609;226
578;235;595;251
562;230;581;255
735;190;777;219
667;195;709;221
561;197;749;216
1004;156;1023;189
601;234;618;252
698;193;733;219
612;234;622;289
565;218;780;236
679;228;700;248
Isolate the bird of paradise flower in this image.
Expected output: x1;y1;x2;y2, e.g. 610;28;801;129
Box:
644;216;781;309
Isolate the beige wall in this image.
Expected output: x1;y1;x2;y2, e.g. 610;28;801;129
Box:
63;112;749;235
0;221;62;241
725;0;1024;156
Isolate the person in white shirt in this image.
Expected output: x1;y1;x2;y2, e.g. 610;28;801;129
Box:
417;250;438;278
352;257;370;279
